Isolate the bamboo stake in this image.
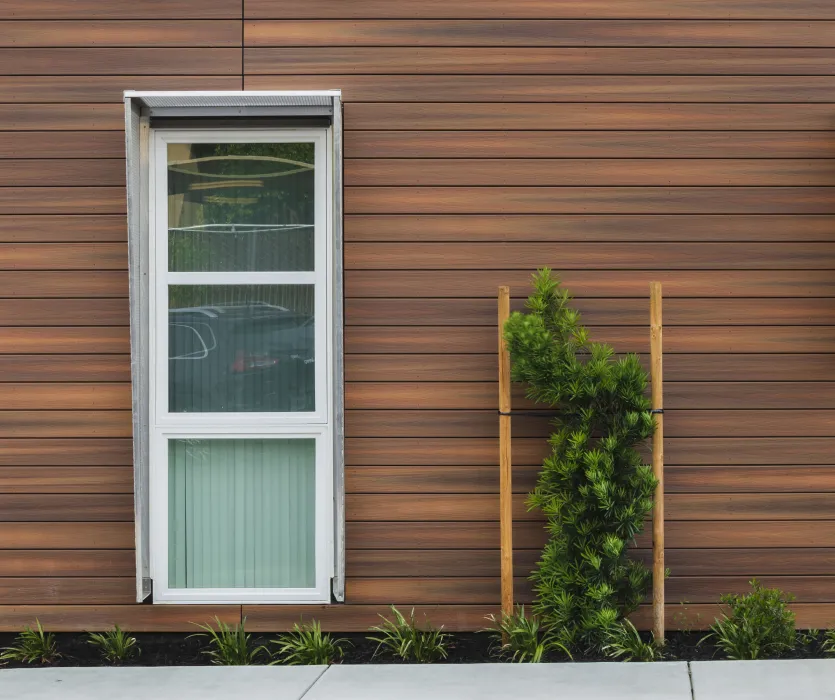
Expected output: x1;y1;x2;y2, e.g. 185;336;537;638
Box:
650;282;665;643
498;286;514;620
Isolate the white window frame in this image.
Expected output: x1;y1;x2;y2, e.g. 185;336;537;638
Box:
148;128;334;604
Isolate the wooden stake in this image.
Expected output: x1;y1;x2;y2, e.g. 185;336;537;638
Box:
650;282;665;642
498;286;514;620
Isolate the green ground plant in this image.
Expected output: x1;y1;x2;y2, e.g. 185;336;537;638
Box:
503;269;656;653
190;617;267;666
368;606;448;663
0;620;59;665
602;620;662;662
87;625;140;663
485;606;571;663
271;621;348;665
704;580;796;660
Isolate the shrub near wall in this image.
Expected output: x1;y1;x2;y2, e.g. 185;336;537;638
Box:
504;270;656;653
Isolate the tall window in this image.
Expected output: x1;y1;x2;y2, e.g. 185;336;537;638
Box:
148;129;334;603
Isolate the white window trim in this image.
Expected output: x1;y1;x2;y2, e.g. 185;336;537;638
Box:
147;128;335;604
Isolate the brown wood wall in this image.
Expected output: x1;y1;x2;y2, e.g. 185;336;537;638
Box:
0;0;834;631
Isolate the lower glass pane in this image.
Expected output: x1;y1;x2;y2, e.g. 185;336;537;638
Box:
168;438;316;589
168;285;315;413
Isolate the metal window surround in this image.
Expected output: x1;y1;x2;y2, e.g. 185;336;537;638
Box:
123;90;345;604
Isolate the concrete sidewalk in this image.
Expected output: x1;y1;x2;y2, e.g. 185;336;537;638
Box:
2;660;834;699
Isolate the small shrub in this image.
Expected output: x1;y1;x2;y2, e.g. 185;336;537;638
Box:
271;621;348;665
0;620;58;665
87;625;139;664
821;630;835;657
368;606;448;663
485;606;571;663
190;617;266;666
704;580;796;660
603;620;662;662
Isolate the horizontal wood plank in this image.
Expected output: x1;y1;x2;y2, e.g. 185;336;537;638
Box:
0;160;125;187
0;550;134;576
0;300;127;325
0;190;125;215
346;131;835;159
246;47;835;75
244;2;835;20
0;328;130;354
0;494;133;521
247;20;835;48
0;49;240;75
0;272;128;298
0;356;129;382
0;216;125;243
0;523;134;549
0;466;133;493
0;578;134;604
0;411;131;438
0;1;241;20
0;132;124;158
344;103;835;131
0;439;132;466
345;187;835;215
347;549;541;577
246;74;835;102
0;244;126;270
0;384;129;409
0;21;240;47
347;159;835;187
0;105;123;131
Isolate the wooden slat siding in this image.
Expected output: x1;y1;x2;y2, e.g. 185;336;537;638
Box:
0;160;126;187
0;606;242;632
0;412;132;438
0;190;126;215
0;49;240;75
0;467;134;494
345;298;835;326
0;22;241;47
347;355;835;382
0;245;126;270
0;578;135;604
247;48;835;75
1;1;240;20
0;495;133;521
346;410;835;439
0;328;130;354
0;384;130;409
0;439;132;466
244;2;835;20
0;550;134;577
346;465;835;495
0;356;130;382
0;301;127;325
346;188;835;215
0;216;125;243
345;216;835;243
0;105;124;131
346;104;835;131
346;132;835;158
0;132;124;157
246;20;835;47
0;272;128;298
248;75;835;102
0;523;134;549
347;159;835;187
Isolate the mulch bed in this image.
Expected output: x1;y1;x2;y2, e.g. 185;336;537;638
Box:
0;630;828;668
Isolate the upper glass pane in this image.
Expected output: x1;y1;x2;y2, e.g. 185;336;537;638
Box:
167;142;315;272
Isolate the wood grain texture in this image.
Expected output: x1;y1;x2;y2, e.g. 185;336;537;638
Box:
0;132;123;158
0;216;125;243
0;384;129;409
0;272;128;298
0;550;134;576
246;74;835;102
0;1;241;20
345;103;835;131
246;47;835;75
0;21;241;47
0;494;133;521
0;439;132;466
0;105;123;130
246;20;835;48
0;356;130;382
0;300;127;325
0;328;130;354
0;160;126;187
0;467;134;493
0;411;132;438
346;159;835;187
0;49;240;75
0;244;126;270
244;1;835;20
0;523;134;549
0;578;135;604
0;189;125;215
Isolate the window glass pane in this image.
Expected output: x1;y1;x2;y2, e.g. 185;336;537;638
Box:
168;142;315;272
169;285;314;413
168;438;316;589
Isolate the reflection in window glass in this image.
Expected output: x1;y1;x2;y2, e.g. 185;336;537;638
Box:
168;285;315;413
168;143;315;272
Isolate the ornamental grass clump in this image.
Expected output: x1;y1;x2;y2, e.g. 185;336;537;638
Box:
503;269;656;653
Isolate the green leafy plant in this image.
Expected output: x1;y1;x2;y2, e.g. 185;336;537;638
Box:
485;606;571;663
603;620;662;662
503;269;657;652
87;625;140;664
368;606;448;663
822;630;835;657
704;580;796;660
271;620;348;665
190;617;267;666
0;620;59;665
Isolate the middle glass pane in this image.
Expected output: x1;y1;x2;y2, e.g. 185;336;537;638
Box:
168;285;315;413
